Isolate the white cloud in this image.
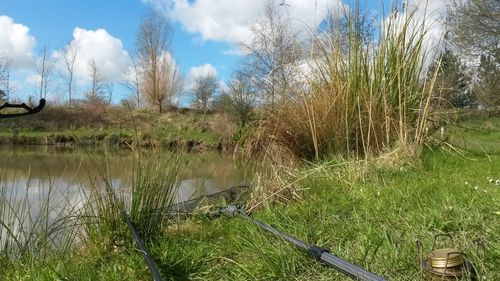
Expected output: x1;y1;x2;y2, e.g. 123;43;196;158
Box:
388;0;448;67
143;0;343;45
189;63;218;78
53;27;130;82
183;63;218;99
0;15;36;69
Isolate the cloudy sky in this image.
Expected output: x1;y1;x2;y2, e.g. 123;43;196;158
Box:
0;0;447;104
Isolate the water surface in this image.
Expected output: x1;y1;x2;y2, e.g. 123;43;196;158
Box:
0;145;248;205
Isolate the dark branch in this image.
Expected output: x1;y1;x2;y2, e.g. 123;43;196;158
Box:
0;99;46;119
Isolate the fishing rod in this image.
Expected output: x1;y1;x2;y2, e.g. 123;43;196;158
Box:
122;211;163;281
209;204;386;281
102;182;163;281
0;98;46;118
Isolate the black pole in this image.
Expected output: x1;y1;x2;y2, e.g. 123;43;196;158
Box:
102;181;163;281
123;213;163;281
210;205;386;281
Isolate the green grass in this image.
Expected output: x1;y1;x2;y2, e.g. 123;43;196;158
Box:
0;109;227;147
446;116;500;154
149;149;498;280
3;117;499;280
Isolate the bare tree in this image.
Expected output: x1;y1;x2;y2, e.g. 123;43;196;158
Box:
136;10;174;113
191;73;218;112
242;0;301;109
158;54;183;110
123;58;142;107
87;58;107;102
105;81;114;105
34;46;53;99
61;41;79;105
218;71;256;127
448;0;500;62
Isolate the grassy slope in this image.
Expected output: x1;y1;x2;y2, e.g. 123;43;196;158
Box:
0;108;229;146
3;118;500;280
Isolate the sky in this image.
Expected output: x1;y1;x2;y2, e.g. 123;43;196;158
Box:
0;0;447;105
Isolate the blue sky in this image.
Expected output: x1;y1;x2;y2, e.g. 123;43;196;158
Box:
0;0;243;103
0;0;445;104
0;0;240;73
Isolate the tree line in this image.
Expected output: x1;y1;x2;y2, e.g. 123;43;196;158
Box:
0;0;498;127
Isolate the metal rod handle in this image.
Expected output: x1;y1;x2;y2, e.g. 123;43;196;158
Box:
235;209;386;281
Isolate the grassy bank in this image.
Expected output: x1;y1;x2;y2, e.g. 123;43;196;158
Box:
151;149;499;280
0;107;235;150
2;118;499;280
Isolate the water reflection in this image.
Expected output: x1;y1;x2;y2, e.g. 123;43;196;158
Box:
0;145;248;203
0;145;250;253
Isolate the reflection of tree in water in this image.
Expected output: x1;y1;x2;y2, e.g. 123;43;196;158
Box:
0;145;252;254
0;177;87;254
0;146;248;213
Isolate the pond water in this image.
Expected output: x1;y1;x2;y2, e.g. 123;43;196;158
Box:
0;145;251;253
0;145;249;204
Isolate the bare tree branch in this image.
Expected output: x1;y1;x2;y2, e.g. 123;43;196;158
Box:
241;0;302;109
448;0;500;62
61;41;79;104
122;58;142;108
137;10;177;113
34;46;53;99
191;73;218;112
0;54;12;100
87;58;107;103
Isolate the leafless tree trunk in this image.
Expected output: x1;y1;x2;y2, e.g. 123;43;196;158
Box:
191;73;218;112
88;58;107;100
61;41;79;105
136;10;173;113
105;82;114;105
34;46;53;99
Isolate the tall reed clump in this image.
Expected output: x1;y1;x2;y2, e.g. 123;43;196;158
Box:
243;4;436;163
128;150;188;237
84;150;188;242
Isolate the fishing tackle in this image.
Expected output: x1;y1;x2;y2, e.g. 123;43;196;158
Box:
209;204;386;281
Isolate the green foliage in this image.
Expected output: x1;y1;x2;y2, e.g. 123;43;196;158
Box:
475;55;500;107
0;177;82;263
216;72;256;128
1;113;499;280
1;149;187;279
129;151;188;237
428;50;473;108
0;107;226;147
